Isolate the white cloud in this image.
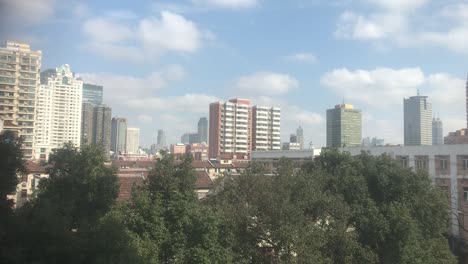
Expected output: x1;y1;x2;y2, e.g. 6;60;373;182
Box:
77;65;185;103
284;52;317;63
82;11;204;61
334;1;468;54
321;67;425;106
0;0;56;25
234;72;299;95
192;0;258;9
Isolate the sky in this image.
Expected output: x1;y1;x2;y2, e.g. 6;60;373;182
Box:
0;0;467;148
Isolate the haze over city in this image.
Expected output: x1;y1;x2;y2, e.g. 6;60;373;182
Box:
2;0;467;147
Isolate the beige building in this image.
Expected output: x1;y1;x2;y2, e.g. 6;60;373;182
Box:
0;41;42;159
11;161;48;208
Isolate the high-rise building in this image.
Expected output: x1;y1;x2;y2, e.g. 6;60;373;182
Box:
93;105;112;158
34;64;82;160
111;117;127;154
432;117;443;145
198;117;208;143
189;133;199;144
296;126;304;149
404;95;432;146
0;41;42;159
209;98;252;159
362;137;385;147
157;129;166;148
82;83;103;105
326;104;362;148
126;127;140;154
209;98;281;159
81;102;94;146
252;106;281;151
40;69;55;85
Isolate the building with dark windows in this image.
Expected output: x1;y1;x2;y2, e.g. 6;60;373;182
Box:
198;117;208;143
111;117;127;154
82;83;103;105
326;104;362;148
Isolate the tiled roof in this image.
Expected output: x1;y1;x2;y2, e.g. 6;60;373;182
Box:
25;160;47;174
112;160;156;168
117;174;145;201
195;171;213;189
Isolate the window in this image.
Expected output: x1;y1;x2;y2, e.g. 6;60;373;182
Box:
20;189;27;198
440;159;447;170
464;159;468;170
464;188;468;202
416;160;426;170
400;157;408;168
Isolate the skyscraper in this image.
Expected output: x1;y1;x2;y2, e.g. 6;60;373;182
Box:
111;117;127;154
296;126;304;149
181;133;190;144
126;127;140;154
432;117;443;145
252;106;281;151
326;104;362;148
209;98;281;159
34;64;82;160
81;102;94;145
404;95;432;146
93;105;112;158
82;83;103;105
0;41;42;159
157;129;166;148
197;117;208;143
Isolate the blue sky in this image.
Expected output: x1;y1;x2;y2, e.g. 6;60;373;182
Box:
1;0;467;147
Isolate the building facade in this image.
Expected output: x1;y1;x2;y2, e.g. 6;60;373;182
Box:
432;117;444;145
252;106;281;151
404;95;432;146
157;129;166;149
296;126;304;149
93;105;112;158
326;104;362;148
126;127;140;154
0;41;42;159
34;64;82;160
82;83;103;105
111;117;127;154
198;117;208;144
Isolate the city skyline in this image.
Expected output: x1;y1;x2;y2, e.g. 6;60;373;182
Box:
1;0;467;147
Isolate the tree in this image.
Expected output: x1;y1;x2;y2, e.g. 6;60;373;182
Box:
14;143;120;263
208;150;456;263
108;153;233;263
0;131;25;264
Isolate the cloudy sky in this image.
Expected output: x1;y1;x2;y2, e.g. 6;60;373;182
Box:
1;0;467;147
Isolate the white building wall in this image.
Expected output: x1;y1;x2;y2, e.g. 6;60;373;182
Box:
126;127;140;154
34;64;82;160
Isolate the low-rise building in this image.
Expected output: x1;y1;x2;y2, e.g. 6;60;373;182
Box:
445;129;468;145
10;161;48;208
251;149;322;173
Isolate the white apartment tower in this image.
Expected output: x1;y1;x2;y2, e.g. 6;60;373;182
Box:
34;64;83;160
209;98;281;159
126;127;140;154
0;41;42;159
252;106;281;151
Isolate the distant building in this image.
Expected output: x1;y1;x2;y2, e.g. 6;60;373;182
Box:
362;137;385;147
181;133;190;144
326;104;362;147
157;129;166;149
282;142;301;150
126;127;140;154
432;117;444;145
189;133;199;144
82;83;103;105
209;98;281;160
290;134;297;143
111;118;127;154
198;117;208;144
170;143;188;160
252;105;281;151
34;64;83;160
296;126;304;149
0;41;42;159
40;68;55;85
445;129;468;145
404;94;432;146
